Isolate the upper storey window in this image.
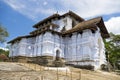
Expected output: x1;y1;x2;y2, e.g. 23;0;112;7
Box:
72;20;76;27
63;18;67;27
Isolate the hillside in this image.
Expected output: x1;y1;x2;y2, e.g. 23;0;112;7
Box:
0;62;120;80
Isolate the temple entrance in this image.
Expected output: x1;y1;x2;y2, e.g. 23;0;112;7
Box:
54;49;64;67
56;50;60;60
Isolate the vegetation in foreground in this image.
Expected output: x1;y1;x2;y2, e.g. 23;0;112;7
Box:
104;33;120;70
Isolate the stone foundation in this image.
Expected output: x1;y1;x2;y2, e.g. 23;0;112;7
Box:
9;56;65;67
9;56;28;63
36;56;54;66
66;60;95;70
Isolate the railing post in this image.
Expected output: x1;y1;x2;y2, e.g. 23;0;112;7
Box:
40;66;41;71
66;68;67;77
79;71;81;80
57;67;59;80
71;71;72;80
41;76;44;80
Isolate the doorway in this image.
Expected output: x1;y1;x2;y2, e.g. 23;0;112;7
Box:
56;50;60;60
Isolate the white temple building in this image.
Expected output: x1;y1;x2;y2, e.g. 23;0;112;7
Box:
8;11;109;70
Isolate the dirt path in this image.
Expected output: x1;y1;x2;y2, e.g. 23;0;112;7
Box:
0;62;32;71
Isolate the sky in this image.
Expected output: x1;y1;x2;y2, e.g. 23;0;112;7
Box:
0;0;120;48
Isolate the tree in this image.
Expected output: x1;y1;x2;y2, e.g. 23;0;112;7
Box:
0;48;9;61
0;49;9;57
104;33;120;70
0;24;9;43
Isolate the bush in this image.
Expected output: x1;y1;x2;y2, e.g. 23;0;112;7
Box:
0;54;9;61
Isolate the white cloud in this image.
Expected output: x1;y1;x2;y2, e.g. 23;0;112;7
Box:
3;0;57;21
43;1;48;6
105;17;120;34
0;47;9;51
60;0;120;18
3;0;120;21
2;0;120;34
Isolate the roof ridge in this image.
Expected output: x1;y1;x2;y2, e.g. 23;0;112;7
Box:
33;11;85;28
33;13;60;28
60;11;85;21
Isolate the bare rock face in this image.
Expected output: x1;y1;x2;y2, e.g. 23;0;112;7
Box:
0;62;120;80
20;75;39;80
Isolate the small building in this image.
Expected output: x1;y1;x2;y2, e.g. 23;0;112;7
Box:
8;11;109;70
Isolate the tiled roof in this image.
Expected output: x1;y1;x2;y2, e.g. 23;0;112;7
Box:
30;23;58;34
63;17;109;38
33;11;84;28
7;35;35;43
33;14;60;28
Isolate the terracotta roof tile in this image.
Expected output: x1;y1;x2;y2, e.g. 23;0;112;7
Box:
30;23;58;34
33;14;60;28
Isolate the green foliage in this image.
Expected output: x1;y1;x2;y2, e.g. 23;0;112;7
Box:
0;24;9;43
0;49;9;62
0;49;9;57
104;33;120;70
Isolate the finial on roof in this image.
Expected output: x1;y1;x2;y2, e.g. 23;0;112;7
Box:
69;10;71;12
56;11;58;14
